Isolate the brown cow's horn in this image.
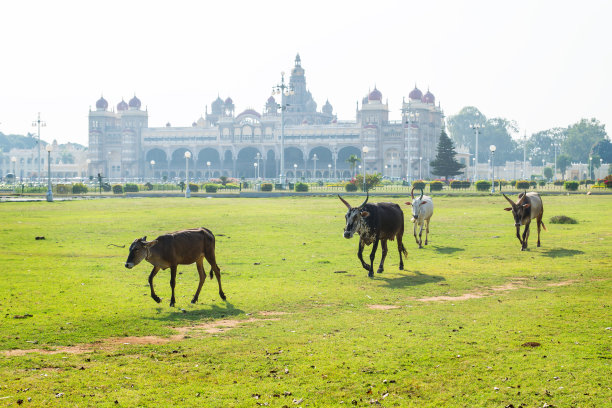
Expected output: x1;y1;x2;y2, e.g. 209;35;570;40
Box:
359;192;369;208
419;188;424;200
338;195;351;209
502;193;515;206
411;186;415;199
517;191;527;205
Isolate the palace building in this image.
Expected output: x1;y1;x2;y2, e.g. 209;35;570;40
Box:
87;54;445;181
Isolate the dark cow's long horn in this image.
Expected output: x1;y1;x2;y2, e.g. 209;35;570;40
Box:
338;195;351;209
502;193;515;207
419;188;424;200
517;190;527;205
411;186;415;200
358;192;369;208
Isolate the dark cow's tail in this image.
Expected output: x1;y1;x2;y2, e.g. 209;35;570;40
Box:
201;227;216;279
400;242;408;257
541;221;547;231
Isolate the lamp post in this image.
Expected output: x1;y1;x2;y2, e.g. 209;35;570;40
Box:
312;153;318;180
405;111;420;182
150;160;156;181
272;72;295;187
45;144;53;202
32;112;46;184
490;145;496;193
589;156;592;180
255;153;261;180
11;156;16;184
600;158;604;179
470;123;483;181
362;146;369;191
522;131;527;179
254;162;258;179
293;163;297;184
419;156;423;180
184;151;191;198
86;159;91;180
553;142;559;181
542;159;546;180
472;157;476;181
328;163;331;179
206;161;211;180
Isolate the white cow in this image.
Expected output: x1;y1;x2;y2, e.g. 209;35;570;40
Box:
405;187;434;248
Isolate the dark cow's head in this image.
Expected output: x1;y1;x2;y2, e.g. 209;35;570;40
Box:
125;236;157;269
503;192;531;227
338;193;369;239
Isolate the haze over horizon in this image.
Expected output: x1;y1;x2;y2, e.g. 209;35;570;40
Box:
1;0;610;146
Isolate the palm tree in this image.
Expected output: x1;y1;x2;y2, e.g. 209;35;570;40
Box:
346;154;361;178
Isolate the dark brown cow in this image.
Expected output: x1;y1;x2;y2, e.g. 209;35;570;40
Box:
503;191;546;251
125;228;225;306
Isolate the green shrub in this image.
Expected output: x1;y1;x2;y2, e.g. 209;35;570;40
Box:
274;183;284;190
564;181;579;191
461;181;471;189
188;183;198;193
476;180;492;191
124;183;139;193
345;183;358;192
295;182;309;192
585;179;595;186
205;184;218;193
450;180;463;189
101;183;111;192
72;183;88;194
538;180;546;187
261;183;273;192
430;181;444;191
411;180;426;190
144;182;153;191
529;181;537;188
553;180;564;186
515;180;530;189
550;215;577;224
242;181;250;189
56;184;70;194
112;184;124;194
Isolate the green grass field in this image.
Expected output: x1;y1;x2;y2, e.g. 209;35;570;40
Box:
0;195;610;407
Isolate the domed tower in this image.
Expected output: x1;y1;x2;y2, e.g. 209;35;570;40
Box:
322;99;333;115
95;96;108;111
224;97;235;116
117;99;128;112
368;87;383;103
128;95;142;110
211;96;224;115
422;89;435;104
266;96;278;114
409;85;423;101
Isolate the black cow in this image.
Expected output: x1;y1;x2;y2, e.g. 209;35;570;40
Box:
339;193;408;277
503;191;546;251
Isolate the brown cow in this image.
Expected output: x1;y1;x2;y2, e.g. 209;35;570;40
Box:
503;191;546;251
125;228;226;306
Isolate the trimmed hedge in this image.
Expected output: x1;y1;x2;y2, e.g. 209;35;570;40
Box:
411;180;426;190
553;180;564;186
188;183;198;193
295;182;309;192
564;181;579;191
538;180;546;187
205;184;218;193
124;183;139;193
112;184;124;194
345;183;358;192
515;180;530;189
430;181;444;191
450;180;463;189
261;183;273;192
476;180;492;191
144;182;153;191
72;183;88;194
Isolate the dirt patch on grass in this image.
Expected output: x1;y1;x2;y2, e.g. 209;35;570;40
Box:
2;318;265;357
368;304;401;310
546;279;579;287
416;293;486;302
416;279;528;302
258;311;289;316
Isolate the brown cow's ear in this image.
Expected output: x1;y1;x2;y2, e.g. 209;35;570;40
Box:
405;202;412;206
420;201;428;206
360;211;370;217
523;203;531;209
145;240;158;247
504;207;512;211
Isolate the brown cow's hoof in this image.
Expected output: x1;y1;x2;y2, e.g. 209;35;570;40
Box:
220;292;227;301
153;296;162;303
191;298;198;304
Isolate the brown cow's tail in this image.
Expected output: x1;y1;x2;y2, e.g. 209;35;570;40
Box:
541;221;547;231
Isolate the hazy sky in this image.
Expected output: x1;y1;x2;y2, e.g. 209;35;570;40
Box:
1;0;610;146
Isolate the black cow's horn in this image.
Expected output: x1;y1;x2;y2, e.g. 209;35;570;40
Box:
411;186;415;199
338;195;351;209
517;190;527;205
502;193;515;206
419;188;424;200
358;192;369;208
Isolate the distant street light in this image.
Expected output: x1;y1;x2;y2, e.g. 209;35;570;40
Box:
328;163;332;179
419;156;423;180
86;158;91;179
184;151;191;198
313;153;318;180
46;144;53;202
293;163;297;184
32;112;46;183
254;162;258;179
206;161;211;180
150;160;156;181
272;72;295;187
11;156;16;184
490;145;497;193
470;122;483;180
472;157;476;181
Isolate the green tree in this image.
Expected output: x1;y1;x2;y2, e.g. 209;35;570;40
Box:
361;173;382;192
589;154;601;179
556;154;572;180
527;127;567;164
346;154;361;178
562;118;607;162
590;138;612;163
543;167;553;180
430;129;466;180
446;106;485;151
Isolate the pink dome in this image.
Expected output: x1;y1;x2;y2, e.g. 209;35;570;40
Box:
409;86;422;100
129;95;141;109
225;97;233;105
95;96;108;110
117;99;128;111
368;87;382;101
422;90;435;104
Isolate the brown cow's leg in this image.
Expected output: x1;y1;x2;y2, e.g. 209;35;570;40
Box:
192;258;206;304
521;223;531;251
368;238;379;278
357;238;369;272
377;240;388;274
204;247;226;300
148;266;161;303
169;265;177;307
